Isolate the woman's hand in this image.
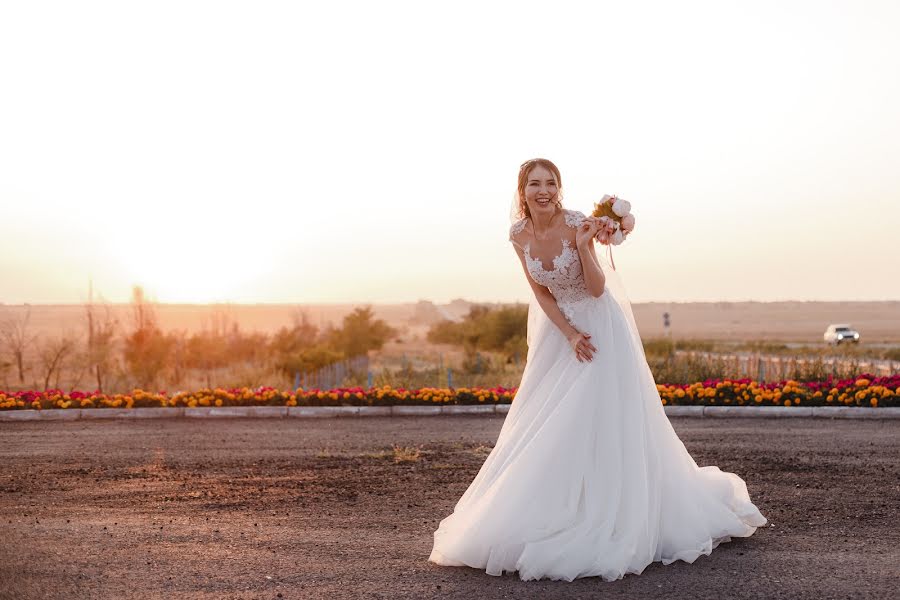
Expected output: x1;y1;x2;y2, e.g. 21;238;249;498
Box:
567;330;597;362
575;217;603;247
594;216;618;245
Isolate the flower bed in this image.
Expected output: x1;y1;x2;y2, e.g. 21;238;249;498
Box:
1;374;897;411
0;385;516;410
656;374;899;408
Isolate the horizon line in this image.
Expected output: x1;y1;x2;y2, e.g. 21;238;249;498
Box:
2;299;900;307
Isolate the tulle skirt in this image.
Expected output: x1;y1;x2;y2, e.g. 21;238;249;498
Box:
428;292;767;582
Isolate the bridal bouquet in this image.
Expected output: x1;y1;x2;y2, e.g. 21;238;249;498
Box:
590;194;635;246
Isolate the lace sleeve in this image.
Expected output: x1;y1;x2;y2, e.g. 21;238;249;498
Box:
509;218;528;243
563;208;587;228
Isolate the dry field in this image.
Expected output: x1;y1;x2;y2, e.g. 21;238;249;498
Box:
1;301;897;392
2;300;898;343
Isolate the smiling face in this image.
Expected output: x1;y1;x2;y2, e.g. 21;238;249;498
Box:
523;164;560;217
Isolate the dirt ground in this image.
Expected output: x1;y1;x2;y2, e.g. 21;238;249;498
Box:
1;416;898;600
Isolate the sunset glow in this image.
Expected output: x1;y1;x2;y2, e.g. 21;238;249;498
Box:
1;0;898;304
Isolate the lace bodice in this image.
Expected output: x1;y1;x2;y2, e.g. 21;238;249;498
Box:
509;209;595;324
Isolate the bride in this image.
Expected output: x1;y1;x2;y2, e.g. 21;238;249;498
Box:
428;158;767;582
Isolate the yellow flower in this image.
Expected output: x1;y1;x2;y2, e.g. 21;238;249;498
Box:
784;399;792;407
215;399;223;407
871;398;878;407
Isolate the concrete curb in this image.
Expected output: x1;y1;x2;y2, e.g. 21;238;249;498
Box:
1;405;899;422
703;406;813;418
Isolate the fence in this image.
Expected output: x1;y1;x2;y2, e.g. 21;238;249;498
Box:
293;352;521;391
294;351;897;390
674;351;898;382
294;354;370;390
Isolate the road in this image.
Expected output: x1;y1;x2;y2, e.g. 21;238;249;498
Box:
1;416;898;599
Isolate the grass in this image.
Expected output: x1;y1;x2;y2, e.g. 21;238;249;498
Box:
360;445;424;463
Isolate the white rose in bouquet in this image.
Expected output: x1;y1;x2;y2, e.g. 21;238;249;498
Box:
611;197;632;218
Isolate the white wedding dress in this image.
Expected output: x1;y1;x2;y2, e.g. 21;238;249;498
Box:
428;208;767;582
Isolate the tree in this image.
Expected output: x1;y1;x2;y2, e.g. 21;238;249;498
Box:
123;286;173;389
84;301;118;392
0;305;37;383
0;359;11;389
185;330;230;388
269;308;321;381
38;334;76;390
275;345;344;379
425;304;527;361
328;306;396;357
270;308;319;358
168;330;188;387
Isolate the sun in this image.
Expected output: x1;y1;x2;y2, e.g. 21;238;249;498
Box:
110;237;276;303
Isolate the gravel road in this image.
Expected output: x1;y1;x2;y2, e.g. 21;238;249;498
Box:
1;416;898;599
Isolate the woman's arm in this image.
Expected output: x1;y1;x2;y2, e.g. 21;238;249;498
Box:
510;240;581;340
576;237;606;297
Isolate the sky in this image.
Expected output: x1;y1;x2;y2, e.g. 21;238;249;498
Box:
1;0;898;305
